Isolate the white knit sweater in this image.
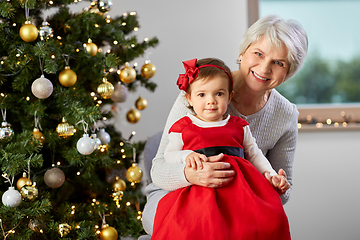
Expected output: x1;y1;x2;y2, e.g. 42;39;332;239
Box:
150;89;298;204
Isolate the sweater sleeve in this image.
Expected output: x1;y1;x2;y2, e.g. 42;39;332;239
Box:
164;132;193;164
243;126;277;176
150;92;193;191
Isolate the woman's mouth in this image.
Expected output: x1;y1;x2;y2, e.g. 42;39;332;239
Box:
252;71;269;81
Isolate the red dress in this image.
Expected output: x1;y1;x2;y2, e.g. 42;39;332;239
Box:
152;116;291;240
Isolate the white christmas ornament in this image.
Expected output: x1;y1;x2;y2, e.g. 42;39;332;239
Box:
2;187;22;207
91;133;102;149
31;75;53;99
111;82;128;102
77;134;96;155
97;128;111;145
0;121;14;140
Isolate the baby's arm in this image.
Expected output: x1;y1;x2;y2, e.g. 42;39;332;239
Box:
242;125;290;194
185;152;208;170
164;131;193;164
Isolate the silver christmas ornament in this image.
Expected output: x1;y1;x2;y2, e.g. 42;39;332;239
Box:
31;75;53;99
44;168;65;188
39;21;53;41
111;82;128;102
0;121;14;140
97;0;113;13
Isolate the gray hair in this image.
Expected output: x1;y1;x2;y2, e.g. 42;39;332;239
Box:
239;15;308;80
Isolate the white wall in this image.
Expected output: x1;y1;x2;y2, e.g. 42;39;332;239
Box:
284;130;360;240
76;0;249;142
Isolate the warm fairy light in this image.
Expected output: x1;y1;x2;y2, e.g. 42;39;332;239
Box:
97;100;102;104
107;49;111;53
16;61;20;64
113;40;118;45
343;122;348;127
51;55;56;59
144;38;149;42
121;149;125;153
77;171;80;175
72;205;75;209
96;230;101;234
76;225;80;229
98;48;103;53
126;202;131;206
16;53;20;57
12;23;16;26
93;97;97;101
341;111;346;117
130;11;136;15
26;96;30;101
326;119;332;125
133;62;138;67
334;122;339;127
306;115;312;121
116;69;121;74
91;203;95;206
103;117;107;121
316;123;323;128
131;44;135;48
57;161;61;166
120;142;124;146
123;13;128;17
106;19;111;23
107;15;110;19
122;155;126;159
0;93;4;97
76;48;80;52
57;36;62;40
49;0;54;4
117;160;121;164
132;131;136;135
39;229;44;233
109;68;114;72
134;27;139;31
94;24;99;28
0;61;3;64
297;123;302;129
90;92;95;97
92;199;96;202
122;22;126;26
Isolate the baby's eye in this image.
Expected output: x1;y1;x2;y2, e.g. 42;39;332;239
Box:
198;93;204;97
216;92;224;96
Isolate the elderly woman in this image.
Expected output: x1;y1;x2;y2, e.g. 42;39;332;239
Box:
140;14;308;239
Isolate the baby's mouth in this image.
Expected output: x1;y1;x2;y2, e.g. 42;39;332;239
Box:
252;71;270;81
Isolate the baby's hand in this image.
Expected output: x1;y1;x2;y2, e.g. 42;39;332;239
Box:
185;152;208;170
263;169;290;195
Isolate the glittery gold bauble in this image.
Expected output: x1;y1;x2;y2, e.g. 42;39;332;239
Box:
100;225;118;240
97;80;114;99
56;117;76;138
119;63;136;83
126;108;141;123
135;96;148;110
112;176;126;192
17;172;32;190
59;66;77;87
20;21;38;42
141;62;156;79
32;127;45;146
86;41;98;57
20;184;38;201
44;167;65;188
126;163;143;183
58;223;71;237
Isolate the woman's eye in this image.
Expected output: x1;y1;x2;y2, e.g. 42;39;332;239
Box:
255;52;263;57
275;61;284;67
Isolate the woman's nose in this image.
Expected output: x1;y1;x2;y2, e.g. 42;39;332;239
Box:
260;60;272;74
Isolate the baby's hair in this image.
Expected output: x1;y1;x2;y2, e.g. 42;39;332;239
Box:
187;58;233;94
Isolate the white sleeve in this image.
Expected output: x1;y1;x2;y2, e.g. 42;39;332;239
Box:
243;125;277;176
164;132;193;164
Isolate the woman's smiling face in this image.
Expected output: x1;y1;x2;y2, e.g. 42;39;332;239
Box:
239;36;290;93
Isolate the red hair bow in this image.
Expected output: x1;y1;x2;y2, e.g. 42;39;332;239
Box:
176;58;199;91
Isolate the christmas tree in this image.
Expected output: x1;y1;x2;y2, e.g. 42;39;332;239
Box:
0;0;158;239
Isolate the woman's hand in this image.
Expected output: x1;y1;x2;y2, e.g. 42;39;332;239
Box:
184;153;235;188
264;169;290;195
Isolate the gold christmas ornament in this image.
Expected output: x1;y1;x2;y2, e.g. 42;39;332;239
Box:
44;167;65;188
85;39;98;57
119;63;136;83
126;163;143;184
97;78;114;99
56;117;76;138
59;66;77;87
58;223;71;237
20;21;38;42
141;62;156;79
32;127;45;146
17;172;32;190
112;176;126;192
20;184;38;201
100;224;118;240
135;96;148;110
126;108;141;123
